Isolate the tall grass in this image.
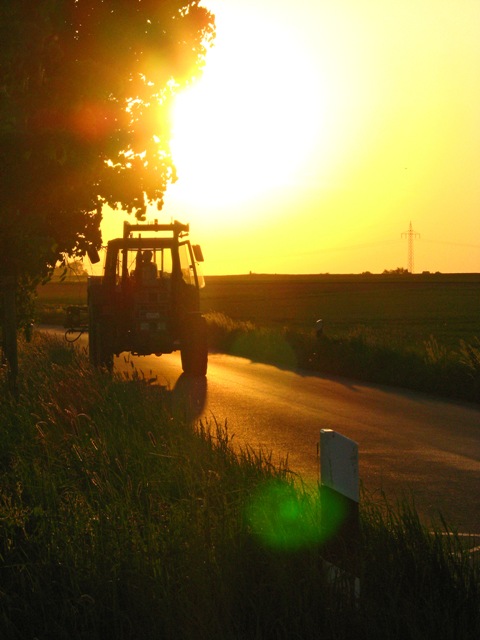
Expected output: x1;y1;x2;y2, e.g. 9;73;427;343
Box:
205;312;480;403
0;334;478;639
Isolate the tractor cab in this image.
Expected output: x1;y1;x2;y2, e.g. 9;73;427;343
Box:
104;220;205;291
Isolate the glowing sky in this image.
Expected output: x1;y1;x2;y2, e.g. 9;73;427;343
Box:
102;0;480;274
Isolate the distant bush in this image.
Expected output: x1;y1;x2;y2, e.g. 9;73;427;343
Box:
382;267;411;275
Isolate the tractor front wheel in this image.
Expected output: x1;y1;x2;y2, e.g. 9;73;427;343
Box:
89;310;114;371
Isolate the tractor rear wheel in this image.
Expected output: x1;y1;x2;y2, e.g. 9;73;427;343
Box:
181;316;208;377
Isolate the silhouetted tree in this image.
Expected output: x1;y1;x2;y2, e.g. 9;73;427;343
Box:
0;0;215;393
382;267;410;275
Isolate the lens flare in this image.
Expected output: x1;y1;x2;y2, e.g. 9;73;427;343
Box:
245;480;347;551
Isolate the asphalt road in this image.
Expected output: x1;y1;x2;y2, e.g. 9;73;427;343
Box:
113;349;480;534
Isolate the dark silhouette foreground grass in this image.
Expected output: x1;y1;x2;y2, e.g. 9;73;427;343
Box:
0;333;477;639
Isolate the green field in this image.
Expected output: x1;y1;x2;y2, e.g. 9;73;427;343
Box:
37;273;480;348
201;273;480;348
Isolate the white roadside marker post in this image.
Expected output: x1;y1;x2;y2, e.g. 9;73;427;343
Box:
319;428;360;601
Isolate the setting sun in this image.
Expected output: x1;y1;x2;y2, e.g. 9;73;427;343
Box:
168;2;323;212
102;0;479;276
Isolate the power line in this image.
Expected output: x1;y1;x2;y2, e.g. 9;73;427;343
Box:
421;239;480;250
401;221;420;273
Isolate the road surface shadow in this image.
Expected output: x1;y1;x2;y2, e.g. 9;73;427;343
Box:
170;373;208;422
120;371;207;424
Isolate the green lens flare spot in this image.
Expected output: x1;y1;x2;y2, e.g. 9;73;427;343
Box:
245;480;347;550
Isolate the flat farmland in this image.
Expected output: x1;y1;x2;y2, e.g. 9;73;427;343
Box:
200;273;480;348
37;280;87;305
37;273;480;348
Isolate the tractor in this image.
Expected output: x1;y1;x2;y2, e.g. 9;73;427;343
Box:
67;220;208;376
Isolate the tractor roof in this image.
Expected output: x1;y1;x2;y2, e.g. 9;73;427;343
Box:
106;220;191;252
123;220;189;239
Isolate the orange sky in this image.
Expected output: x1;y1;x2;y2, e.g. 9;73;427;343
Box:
102;0;480;275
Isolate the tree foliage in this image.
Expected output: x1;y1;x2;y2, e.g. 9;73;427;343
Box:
382;267;411;275
0;0;215;284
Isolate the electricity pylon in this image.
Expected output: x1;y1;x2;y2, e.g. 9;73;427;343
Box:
402;221;420;273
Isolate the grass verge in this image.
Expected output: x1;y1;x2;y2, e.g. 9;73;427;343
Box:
205;312;480;404
0;333;478;639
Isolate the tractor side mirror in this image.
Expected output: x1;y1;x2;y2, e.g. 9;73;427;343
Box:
87;246;101;264
192;244;204;262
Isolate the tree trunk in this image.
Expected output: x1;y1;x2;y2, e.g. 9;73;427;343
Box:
1;275;18;398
